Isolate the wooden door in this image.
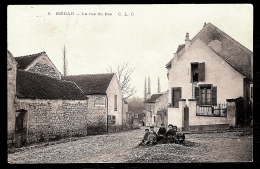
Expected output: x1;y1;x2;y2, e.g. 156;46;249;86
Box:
184;106;189;131
172;88;181;108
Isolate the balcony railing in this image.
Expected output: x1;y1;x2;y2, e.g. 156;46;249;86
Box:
196;103;227;117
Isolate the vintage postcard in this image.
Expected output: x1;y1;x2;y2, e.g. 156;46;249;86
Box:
7;4;253;163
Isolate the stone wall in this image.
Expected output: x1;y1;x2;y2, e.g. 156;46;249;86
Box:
15;99;88;144
7;51;17;143
87;95;107;134
28;62;60;79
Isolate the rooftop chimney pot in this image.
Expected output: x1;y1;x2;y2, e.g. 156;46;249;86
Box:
185;33;190;41
203;22;206;27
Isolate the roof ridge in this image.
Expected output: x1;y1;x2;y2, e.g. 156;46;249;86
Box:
14;51;46;58
64;73;114;77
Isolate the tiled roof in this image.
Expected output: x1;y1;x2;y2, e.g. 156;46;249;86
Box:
166;22;252;80
16;70;87;100
145;93;163;103
62;73;114;95
14;52;46;70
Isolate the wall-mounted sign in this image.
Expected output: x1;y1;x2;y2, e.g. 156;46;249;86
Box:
94;95;106;107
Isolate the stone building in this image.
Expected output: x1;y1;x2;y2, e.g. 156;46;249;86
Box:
144;91;169;127
14;51;61;79
8;50;89;147
165;22;253;131
62;73;125;132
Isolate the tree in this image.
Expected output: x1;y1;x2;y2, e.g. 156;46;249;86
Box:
107;62;137;99
127;97;145;115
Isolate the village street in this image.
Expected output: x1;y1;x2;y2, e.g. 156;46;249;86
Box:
8;127;252;163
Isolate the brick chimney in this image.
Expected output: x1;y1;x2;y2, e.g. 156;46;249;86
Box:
185;32;191;51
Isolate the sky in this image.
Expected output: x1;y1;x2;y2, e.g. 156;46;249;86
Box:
7;4;253;98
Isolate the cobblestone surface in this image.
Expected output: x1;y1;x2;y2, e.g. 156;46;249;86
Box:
8;127;253;163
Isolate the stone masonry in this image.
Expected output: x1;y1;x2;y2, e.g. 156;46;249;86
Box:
28;63;60;79
15;99;88;144
87;95;107;134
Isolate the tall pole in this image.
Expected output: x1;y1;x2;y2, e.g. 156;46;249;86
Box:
158;77;161;93
144;76;147;102
63;45;67;76
148;76;151;94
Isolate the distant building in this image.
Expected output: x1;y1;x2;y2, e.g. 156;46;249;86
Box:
144;91;169;127
165;23;253;130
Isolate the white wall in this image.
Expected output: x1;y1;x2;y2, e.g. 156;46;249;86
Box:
188;100;227;126
168;38;245;103
106;74;123;125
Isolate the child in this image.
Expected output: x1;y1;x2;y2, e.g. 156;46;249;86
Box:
157;123;166;142
145;126;157;145
164;124;177;143
141;129;150;145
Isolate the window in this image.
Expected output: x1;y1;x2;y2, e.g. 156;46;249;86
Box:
195;84;217;106
171;87;182;108
114;95;117;111
108;115;116;124
191;62;205;83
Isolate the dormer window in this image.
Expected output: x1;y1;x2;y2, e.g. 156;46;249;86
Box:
191;62;205;83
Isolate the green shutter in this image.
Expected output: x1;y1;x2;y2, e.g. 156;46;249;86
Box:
198;62;205;82
211;86;217;106
195;87;200;105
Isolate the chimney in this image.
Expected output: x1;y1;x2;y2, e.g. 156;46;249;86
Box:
185;32;191;51
203;22;207;27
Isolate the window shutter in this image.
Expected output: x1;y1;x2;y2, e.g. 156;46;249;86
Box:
198;62;205;82
195;87;200;105
211;86;217;106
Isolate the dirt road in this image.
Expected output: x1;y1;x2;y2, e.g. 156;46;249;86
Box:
8;127;253;163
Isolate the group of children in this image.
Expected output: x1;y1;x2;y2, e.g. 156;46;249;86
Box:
141;123;180;146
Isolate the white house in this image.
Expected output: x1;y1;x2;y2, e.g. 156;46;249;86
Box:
165;23;253;131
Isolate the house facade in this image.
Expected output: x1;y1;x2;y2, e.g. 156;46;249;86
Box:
62;73;125;132
165;23;253;131
8;50;89;147
144;91;169;127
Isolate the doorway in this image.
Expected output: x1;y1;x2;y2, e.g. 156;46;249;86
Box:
15;110;27;147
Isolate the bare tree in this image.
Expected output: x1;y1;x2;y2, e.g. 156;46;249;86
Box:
107;62;137;99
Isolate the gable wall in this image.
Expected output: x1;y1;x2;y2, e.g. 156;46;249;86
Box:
168;38;245;103
106;74;123;126
26;54;61;79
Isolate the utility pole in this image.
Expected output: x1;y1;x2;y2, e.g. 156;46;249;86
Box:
63;45;67;76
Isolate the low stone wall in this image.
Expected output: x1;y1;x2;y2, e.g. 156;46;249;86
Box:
87;95;107;135
9;96;109;146
15;99;88;144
